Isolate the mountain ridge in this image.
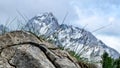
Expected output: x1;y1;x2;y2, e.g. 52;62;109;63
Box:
25;12;120;62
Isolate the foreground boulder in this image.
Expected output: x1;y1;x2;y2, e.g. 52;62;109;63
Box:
0;31;81;68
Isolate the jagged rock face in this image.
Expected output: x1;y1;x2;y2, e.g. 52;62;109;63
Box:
25;12;120;62
24;12;59;36
0;31;81;68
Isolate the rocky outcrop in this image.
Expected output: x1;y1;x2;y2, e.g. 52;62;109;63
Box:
0;31;81;68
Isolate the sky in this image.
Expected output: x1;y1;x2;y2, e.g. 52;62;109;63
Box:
0;0;120;53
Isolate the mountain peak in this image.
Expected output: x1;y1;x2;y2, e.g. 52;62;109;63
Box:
34;12;58;25
25;12;59;36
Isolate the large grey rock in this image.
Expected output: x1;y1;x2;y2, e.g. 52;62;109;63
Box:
0;31;81;68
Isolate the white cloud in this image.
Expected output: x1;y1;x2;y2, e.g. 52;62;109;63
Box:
71;5;111;31
70;1;120;35
96;35;120;53
108;17;115;23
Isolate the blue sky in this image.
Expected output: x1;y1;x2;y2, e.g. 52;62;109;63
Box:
0;0;120;53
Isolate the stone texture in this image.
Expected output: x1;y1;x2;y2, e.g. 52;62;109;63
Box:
0;31;81;68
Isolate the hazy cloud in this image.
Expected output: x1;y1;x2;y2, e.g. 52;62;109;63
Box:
0;0;75;24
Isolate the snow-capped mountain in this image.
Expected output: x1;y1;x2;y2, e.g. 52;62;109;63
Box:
25;12;59;36
25;12;120;62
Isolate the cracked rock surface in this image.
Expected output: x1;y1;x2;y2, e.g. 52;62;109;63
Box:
0;31;81;68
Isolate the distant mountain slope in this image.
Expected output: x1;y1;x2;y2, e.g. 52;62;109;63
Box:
0;24;9;34
25;12;120;62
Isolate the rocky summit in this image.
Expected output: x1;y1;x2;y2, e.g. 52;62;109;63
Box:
0;31;84;68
